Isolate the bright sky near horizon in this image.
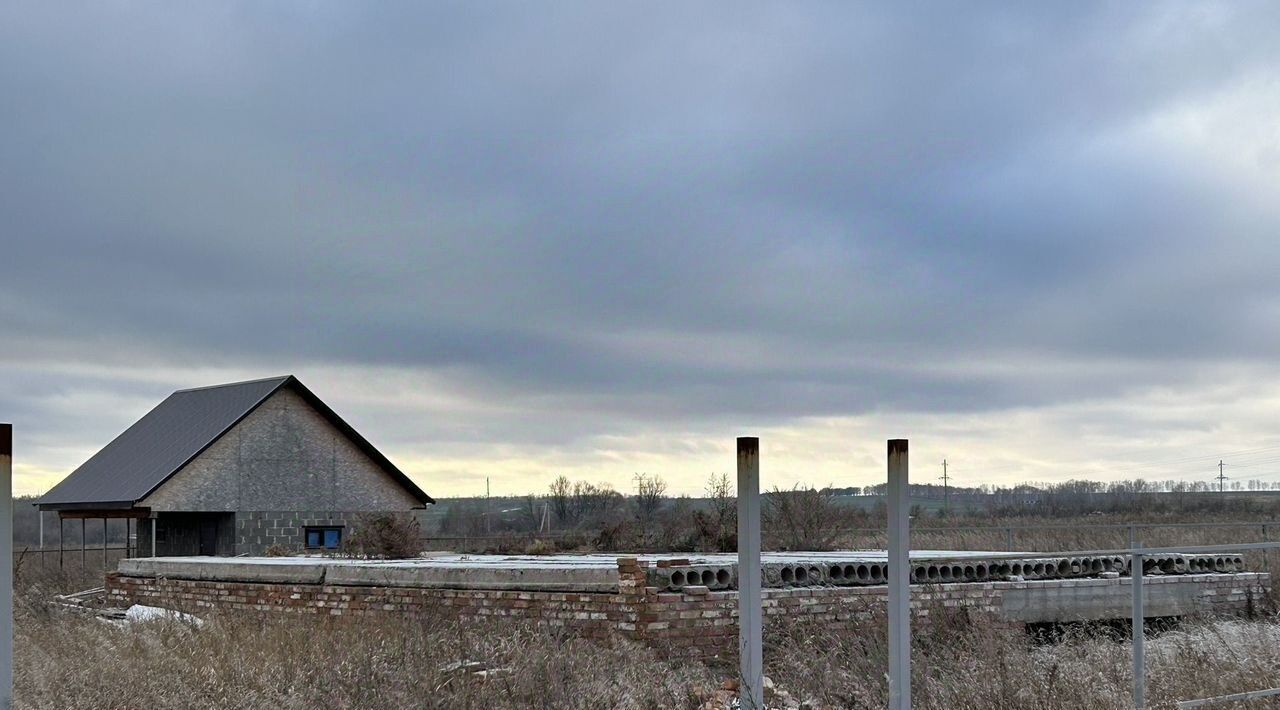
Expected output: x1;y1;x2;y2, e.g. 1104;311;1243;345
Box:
6;4;1280;499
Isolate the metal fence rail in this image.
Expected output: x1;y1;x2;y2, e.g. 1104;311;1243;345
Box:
1178;687;1280;708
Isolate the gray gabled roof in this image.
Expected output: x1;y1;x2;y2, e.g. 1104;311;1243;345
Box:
37;375;433;510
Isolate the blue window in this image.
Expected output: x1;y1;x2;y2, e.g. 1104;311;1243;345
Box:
304;526;342;550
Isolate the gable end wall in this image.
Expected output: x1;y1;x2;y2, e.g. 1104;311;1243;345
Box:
139;388;421;514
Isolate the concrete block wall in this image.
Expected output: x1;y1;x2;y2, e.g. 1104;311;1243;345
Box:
234;510;420;555
236;511;351;555
105;560;1269;659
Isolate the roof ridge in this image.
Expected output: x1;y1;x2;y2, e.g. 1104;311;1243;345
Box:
37;373;433;509
172;375;293;394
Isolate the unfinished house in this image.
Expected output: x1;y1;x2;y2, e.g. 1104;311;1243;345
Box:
36;375;433;557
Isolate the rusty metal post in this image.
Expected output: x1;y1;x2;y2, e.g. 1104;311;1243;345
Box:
888;439;911;710
102;517;108;571
1;423;13;708
58;516;64;569
736;437;763;709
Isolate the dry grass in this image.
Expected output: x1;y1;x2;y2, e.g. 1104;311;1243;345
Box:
767;603;1280;709
13;513;1280;709
17;614;717;709
14;566;715;709
16;581;1280;709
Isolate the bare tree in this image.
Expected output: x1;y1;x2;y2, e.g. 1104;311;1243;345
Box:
633;473;667;526
694;473;737;552
763;484;840;551
549;475;572;524
571;481;624;524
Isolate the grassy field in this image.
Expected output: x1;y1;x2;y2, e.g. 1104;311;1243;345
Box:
13;510;1280;709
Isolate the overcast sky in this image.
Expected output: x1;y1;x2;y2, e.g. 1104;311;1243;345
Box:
6;3;1280;498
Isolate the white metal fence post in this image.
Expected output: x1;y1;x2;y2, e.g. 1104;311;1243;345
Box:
2;423;13;709
737;437;763;710
888;439;910;710
1133;542;1145;710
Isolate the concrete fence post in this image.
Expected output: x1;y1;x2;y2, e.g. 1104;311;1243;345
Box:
1263;525;1269;573
2;423;14;709
736;437;763;710
887;439;910;710
1133;541;1145;710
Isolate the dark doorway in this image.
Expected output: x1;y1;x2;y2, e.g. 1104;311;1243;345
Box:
199;518;218;556
154;512;235;556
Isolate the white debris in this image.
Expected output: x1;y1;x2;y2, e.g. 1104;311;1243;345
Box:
123;604;204;627
439;660;488;674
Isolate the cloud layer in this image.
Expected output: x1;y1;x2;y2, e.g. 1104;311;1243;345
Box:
5;3;1280;496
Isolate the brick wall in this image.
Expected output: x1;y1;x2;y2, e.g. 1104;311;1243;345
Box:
105;560;1269;658
106;573;636;641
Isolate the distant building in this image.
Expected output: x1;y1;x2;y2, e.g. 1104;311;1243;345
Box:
36;375;433;556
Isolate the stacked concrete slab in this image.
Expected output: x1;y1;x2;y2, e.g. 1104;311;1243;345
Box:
647;552;1246;592
116;550;1249;595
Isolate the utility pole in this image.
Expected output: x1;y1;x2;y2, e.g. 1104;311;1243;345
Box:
1217;461;1228;494
485;477;491;534
939;459;950;513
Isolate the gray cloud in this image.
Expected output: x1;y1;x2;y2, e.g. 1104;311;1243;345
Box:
5;2;1280;490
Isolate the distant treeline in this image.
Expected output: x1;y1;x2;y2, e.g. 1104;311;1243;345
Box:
432;473;1280;553
830;478;1280;517
830;477;1280;498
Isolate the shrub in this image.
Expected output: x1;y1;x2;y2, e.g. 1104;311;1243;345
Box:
344;513;424;559
523;538;557;555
